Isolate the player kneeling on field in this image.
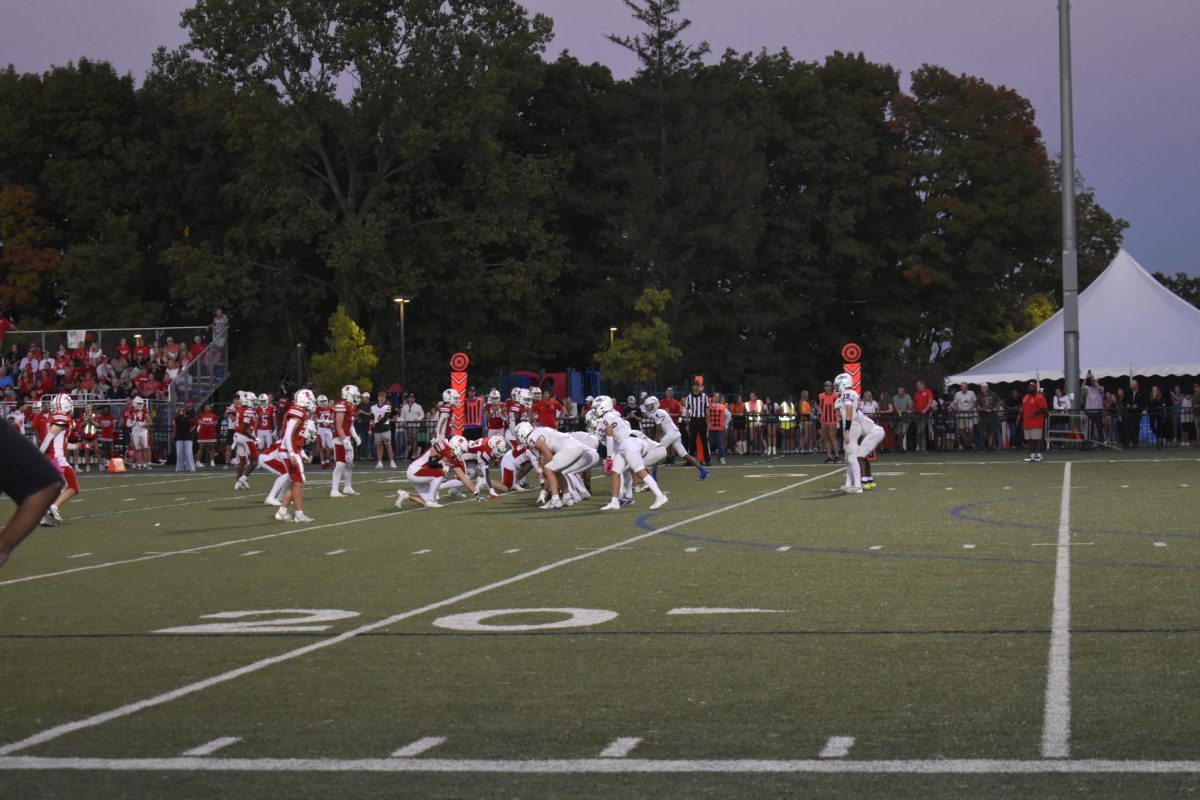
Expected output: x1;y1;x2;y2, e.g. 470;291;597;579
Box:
396;437;483;509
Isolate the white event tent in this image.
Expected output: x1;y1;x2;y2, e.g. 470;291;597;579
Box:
947;250;1200;385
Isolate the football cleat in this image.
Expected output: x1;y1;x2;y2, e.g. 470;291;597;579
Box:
649;496;669;510
273;508;292;522
264;496;282;507
293;512;315;523
698;466;710;481
343;487;360;496
599;499;620;511
330;489;346;498
395;489;408;508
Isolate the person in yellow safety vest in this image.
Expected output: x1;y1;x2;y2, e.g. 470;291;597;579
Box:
745;392;765;454
777;397;796;455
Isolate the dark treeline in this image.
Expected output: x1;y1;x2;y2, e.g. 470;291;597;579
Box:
0;0;1131;398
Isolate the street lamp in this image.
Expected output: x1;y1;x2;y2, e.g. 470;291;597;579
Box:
392;295;411;393
609;326;617;347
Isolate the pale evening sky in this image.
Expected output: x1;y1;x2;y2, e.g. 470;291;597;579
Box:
2;0;1197;276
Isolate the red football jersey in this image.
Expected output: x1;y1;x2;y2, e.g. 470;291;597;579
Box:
256;404;276;432
332;399;354;438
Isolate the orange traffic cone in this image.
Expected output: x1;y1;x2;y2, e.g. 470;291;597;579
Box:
107;457;126;473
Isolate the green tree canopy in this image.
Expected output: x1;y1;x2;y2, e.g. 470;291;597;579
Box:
594;288;682;386
310;305;378;395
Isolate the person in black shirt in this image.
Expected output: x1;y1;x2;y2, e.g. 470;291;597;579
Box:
0;420;62;569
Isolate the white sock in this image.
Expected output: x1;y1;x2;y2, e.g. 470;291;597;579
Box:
269;473;290;501
344;461;354;490
642;474;665;501
847;455;861;488
332;462;344;490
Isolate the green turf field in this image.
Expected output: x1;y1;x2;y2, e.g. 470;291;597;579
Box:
1;451;1198;799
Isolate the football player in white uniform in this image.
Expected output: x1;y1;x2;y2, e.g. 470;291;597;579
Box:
834;373;884;492
517;422;598;509
644;395;709;480
591;396;668;511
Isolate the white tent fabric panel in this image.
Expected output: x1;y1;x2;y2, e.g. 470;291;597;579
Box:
947;250;1200;384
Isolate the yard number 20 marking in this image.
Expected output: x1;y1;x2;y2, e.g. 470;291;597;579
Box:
153;609;360;635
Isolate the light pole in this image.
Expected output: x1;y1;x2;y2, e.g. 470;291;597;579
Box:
609;326;617;347
392;295;411;393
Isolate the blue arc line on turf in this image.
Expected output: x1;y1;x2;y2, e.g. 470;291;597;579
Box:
950;498;1200;541
635;508;1200;571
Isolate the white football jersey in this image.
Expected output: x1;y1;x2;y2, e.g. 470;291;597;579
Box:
836;389;861;423
599;409;633;448
528;426;578;453
650;407;678;436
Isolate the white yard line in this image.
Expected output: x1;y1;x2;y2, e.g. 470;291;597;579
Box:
181;737;241;757
0;471;842;756
1041;461;1073;759
2;756;1200;774
390;737;446;758
666;608;788;615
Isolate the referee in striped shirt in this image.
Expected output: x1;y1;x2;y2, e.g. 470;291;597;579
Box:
683;381;710;466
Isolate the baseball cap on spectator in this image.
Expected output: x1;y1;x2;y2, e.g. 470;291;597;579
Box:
1027;381;1037;391
585;395;593;402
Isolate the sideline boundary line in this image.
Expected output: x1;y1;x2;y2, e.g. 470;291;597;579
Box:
1;756;1199;774
1041;461;1073;758
0;471;841;756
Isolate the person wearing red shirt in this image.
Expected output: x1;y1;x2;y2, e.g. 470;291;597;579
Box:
818;380;841;463
0;314;16;345
37;367;56;396
913;380;936;452
132;337;150;364
96;405;116;466
71;345;88;364
196;401;220;467
531;388;563;430
115;338;132;363
659;388;683;427
189;335;207;361
17;366;35;398
1021;382;1049;463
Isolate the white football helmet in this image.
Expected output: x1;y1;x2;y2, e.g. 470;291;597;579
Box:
592;395;614;416
301;419;318;443
516;388;532;409
514;421;534;445
52;393;73;414
442;388;461;407
644;395;660;412
510;387;521;400
529;386;543;401
449;435;470;459
316;394;329;408
834;373;854;393
487;389;501;403
241;391;258;408
341;384;361;404
294;388;316;412
584;412;600;435
131;396;147;410
487;435;509;456
258;393;270;407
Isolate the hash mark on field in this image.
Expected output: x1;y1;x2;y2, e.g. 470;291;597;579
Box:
1121;485;1129;488
668;608;789;615
777;546;791;552
121;498;138;502
599;737;642;758
1154;542;1167;548
685;547;700;553
504;549;520;554
182;737;240;757
240;551;262;557
820;736;855;758
173;497;188;501
869;545;883;551
68;553;92;559
413;549;432;555
325;549;347;556
963;544;976;549
391;737;446;758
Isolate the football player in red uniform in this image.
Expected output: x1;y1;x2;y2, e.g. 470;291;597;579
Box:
314;395;335;467
125;396;152;469
233;391;260;489
268;389;316;522
37;394;81;525
330;384;362;497
461;434;509;498
255;393;276;449
504;388;530;448
395;436;477;509
434;388;461;441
